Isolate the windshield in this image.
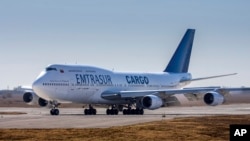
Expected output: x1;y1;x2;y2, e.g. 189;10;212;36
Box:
46;67;57;71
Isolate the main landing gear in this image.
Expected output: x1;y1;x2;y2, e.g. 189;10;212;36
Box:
106;105;119;115
105;104;144;115
84;105;97;115
50;101;60;116
123;108;144;115
49;102;143;116
122;104;144;115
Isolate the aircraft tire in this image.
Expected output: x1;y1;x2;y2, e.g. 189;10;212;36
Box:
114;109;118;115
54;109;59;115
50;109;59;115
84;109;88;115
92;109;97;115
50;109;54;115
123;109;127;115
106;109;110;115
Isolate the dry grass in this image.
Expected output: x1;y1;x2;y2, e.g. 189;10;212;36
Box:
1;115;250;141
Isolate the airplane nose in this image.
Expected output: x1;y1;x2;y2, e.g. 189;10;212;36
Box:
32;71;47;95
32;78;43;94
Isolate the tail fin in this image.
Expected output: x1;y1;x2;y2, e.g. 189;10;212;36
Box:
164;29;195;73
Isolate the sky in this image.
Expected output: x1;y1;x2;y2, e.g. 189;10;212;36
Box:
0;0;250;89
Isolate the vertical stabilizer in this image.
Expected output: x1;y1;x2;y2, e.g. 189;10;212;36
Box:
164;29;195;73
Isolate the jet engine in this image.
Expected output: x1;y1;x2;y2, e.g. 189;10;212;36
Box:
203;92;224;106
38;97;48;107
141;95;163;110
23;92;48;107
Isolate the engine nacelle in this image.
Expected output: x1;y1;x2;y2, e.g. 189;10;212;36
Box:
141;95;163;110
23;92;38;105
23;92;48;107
38;97;49;107
203;92;224;106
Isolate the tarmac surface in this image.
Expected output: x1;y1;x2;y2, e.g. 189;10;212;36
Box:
1;104;250;128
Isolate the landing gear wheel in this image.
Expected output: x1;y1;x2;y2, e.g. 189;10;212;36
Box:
106;109;110;115
123;108;144;115
106;109;119;115
139;109;144;115
84;105;97;115
50;109;54;115
123;109;127;115
106;105;119;115
50;109;59;115
92;109;97;115
54;109;59;115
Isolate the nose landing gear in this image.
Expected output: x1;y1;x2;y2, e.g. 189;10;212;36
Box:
50;108;59;115
50;101;60;116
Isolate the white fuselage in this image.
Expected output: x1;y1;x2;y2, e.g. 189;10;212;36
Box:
32;64;250;107
32;64;191;104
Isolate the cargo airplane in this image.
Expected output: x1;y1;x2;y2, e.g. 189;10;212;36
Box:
23;29;250;115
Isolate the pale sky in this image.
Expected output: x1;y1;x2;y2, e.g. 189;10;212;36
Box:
0;0;250;89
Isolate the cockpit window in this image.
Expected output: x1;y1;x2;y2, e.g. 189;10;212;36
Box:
46;67;57;71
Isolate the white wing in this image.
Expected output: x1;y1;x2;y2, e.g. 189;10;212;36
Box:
101;87;250;100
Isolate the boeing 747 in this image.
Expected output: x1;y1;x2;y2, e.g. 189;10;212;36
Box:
23;29;250;115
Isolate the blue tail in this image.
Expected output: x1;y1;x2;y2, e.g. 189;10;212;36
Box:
164;29;195;73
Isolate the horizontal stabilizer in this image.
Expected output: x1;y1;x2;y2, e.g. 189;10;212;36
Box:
187;73;237;82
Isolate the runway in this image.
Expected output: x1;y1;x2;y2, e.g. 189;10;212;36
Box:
1;104;250;128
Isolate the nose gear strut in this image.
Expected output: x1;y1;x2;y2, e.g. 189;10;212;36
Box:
50;101;60;115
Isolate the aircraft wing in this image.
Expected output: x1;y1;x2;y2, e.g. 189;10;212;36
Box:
101;87;250;100
101;73;241;100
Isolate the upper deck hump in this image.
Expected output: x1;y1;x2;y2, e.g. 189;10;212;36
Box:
46;64;113;74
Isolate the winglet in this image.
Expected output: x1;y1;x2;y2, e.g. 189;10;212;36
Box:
164;29;195;73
